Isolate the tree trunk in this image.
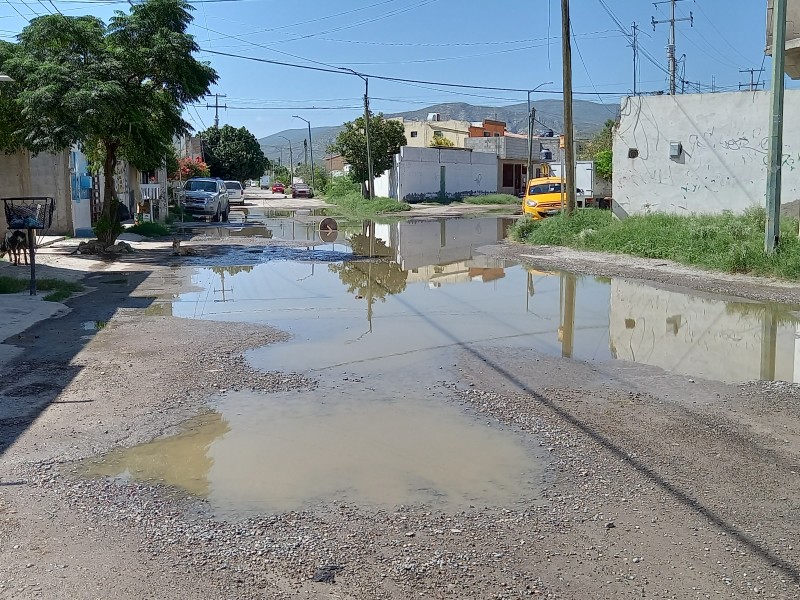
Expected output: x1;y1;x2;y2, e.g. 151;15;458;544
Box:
99;143;121;247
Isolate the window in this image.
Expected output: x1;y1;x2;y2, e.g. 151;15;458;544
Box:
433;130;443;137
502;164;514;187
528;183;563;195
410;131;418;138
483;132;491;137
185;181;216;192
494;133;500;137
225;181;242;190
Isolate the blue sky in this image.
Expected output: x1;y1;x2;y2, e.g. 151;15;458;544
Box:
0;0;774;138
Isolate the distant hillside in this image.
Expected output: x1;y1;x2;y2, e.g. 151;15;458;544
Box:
258;99;619;164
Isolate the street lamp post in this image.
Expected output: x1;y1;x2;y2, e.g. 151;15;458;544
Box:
293;115;314;191
340;68;373;199
526;81;553;188
277;135;293;181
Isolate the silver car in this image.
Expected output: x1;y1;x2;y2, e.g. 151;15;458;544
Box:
183;178;230;222
225;180;245;205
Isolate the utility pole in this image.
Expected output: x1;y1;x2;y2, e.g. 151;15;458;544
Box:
278;135;293;180
340;68;374;199
526;82;552;190
363;77;374;200
207;93;227;128
652;0;693;95
631;22;639;96
293;115;315;190
765;0;788;254
561;0;576;216
303;139;308;168
739;67;765;91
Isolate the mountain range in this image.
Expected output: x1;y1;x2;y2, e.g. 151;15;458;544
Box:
258;99;619;165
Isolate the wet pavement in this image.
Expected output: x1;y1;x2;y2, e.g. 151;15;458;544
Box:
88;213;800;518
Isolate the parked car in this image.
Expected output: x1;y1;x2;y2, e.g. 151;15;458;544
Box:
292;183;313;199
271;182;285;194
225;180;245;205
182;178;229;222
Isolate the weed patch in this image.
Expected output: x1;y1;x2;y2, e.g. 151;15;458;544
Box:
509;207;800;279
0;276;83;301
127;222;171;237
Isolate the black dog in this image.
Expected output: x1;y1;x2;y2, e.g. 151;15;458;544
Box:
0;230;29;266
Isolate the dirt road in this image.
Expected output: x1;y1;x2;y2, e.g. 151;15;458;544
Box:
1;237;799;599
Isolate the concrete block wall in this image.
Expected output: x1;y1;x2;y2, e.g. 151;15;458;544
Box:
614;90;800;215
0;150;73;235
375;146;497;202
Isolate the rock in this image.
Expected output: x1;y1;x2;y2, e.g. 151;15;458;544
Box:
312;564;342;584
605;522;616;530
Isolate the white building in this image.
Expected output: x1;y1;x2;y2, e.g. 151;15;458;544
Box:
613;90;800;216
374;146;497;202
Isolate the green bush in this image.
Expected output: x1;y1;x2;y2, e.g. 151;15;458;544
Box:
509;207;800;279
127;222;171;237
463;194;520;206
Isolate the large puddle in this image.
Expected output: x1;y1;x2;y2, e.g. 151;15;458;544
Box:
85;388;546;517
88;214;800;518
163;215;800;384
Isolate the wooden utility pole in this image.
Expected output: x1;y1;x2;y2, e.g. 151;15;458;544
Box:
561;0;576;216
765;0;788;253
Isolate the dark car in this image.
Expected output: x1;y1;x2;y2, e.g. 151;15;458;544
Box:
292;183;313;199
182;178;229;222
271;183;285;194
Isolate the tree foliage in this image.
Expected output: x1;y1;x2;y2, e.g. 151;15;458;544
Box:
329;113;406;189
0;0;216;246
430;135;454;147
578;118;616;181
292;163;329;190
328;234;407;301
172;156;210;180
200;125;269;182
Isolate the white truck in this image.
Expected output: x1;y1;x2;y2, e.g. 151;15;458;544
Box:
259;175;271;190
548;161;612;208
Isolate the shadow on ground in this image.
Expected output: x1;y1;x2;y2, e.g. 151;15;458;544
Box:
0;266;153;456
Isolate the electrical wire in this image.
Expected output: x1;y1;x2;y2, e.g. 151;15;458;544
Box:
201;48;628;96
2;0;32;20
570;23;617;115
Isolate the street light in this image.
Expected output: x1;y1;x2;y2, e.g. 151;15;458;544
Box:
277;135;293;181
293;115;314;191
527;81;554;187
339;67;373;199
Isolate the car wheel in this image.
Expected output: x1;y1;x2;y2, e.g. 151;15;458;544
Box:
212;205;220;222
221;203;229;222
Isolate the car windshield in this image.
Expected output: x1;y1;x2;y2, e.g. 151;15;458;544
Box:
225;181;242;190
528;183;562;195
295;184;309;189
185;181;217;192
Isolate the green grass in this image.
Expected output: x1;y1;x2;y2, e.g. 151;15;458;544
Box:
323;178;410;218
126;221;171;237
0;276;83;301
508;207;800;279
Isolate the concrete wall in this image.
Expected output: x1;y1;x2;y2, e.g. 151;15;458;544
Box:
0;150;74;235
767;0;800;78
374;146;497;202
392;118;471;148
609;279;799;383
613;91;800;215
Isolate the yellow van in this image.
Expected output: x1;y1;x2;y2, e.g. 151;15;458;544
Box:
522;177;566;219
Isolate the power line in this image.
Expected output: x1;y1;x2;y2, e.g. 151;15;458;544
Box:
570;23;616;114
2;0;32;20
201;48;628;96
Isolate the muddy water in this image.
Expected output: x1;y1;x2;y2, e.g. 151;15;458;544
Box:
86;388;546;517
90;214;800;518
169;215;800;384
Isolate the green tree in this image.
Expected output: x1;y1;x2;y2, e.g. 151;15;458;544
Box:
578;118;616;181
0;0;216;246
329;113;406;196
201;124;269;182
329;234;407;301
293;163;329;191
430;134;454;147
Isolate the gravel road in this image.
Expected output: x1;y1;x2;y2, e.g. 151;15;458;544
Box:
1;249;799;599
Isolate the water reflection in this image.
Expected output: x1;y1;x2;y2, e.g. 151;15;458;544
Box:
170;214;800;384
